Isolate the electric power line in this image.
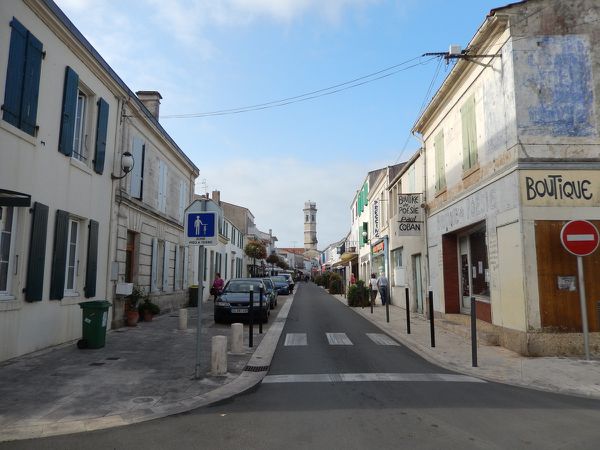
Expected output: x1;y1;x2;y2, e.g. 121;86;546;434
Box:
162;55;436;119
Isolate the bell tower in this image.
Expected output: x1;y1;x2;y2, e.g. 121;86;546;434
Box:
303;201;317;251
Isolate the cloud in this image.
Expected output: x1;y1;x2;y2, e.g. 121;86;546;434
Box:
198;157;385;249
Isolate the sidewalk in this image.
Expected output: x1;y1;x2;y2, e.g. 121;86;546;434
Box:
333;294;600;400
0;294;293;442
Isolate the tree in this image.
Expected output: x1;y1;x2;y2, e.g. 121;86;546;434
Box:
245;240;267;277
276;259;290;270
266;252;280;275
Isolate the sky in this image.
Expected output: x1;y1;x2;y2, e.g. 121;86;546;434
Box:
55;0;503;249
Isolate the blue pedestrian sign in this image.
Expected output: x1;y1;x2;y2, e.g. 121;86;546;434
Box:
185;211;217;246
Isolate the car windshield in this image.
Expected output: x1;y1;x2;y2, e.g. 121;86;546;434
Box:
262;279;273;289
224;280;264;293
272;276;286;282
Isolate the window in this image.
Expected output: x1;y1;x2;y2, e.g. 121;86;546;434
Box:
72;90;88;162
311;215;315;222
125;231;136;283
2;18;43;136
461;95;478;171
178;179;187;222
156;240;164;290
64;219;79;294
434;130;446;191
0;207;16;295
305;215;309;223
393;248;403;268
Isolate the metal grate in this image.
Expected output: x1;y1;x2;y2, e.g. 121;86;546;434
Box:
244;365;270;372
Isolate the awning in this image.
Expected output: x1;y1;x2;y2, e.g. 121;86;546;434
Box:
339;252;358;263
0;189;31;207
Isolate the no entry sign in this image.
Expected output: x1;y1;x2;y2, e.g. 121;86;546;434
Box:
560;220;599;257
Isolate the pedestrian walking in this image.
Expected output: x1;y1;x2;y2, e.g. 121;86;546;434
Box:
350;273;356;285
211;273;224;301
377;272;389;305
369;273;378;306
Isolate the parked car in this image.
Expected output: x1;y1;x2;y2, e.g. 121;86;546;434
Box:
262;278;278;309
280;273;295;292
271;276;290;295
214;278;270;324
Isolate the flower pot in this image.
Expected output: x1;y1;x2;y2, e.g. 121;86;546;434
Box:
126;309;139;327
143;310;153;322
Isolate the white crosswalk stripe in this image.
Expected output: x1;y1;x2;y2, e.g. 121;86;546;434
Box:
262;373;485;384
326;333;353;345
366;333;400;346
284;333;307;346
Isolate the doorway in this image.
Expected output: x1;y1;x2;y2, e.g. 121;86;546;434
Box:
412;254;423;314
459;235;471;314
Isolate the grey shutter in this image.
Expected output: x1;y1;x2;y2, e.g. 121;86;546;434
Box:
25;202;48;302
162;241;170;291
174;245;181;290
93;98;109;174
183;247;189;288
150;237;158;292
58;67;78;156
50;210;69;300
2;19;28;128
129;138;144;198
84;220;99;298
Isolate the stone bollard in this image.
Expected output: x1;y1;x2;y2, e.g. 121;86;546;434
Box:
231;323;244;354
178;308;188;330
211;335;228;376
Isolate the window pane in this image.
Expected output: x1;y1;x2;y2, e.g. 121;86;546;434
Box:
1;232;10;261
0;261;7;291
73;92;87;161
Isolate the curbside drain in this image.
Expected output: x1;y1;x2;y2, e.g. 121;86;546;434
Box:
244;365;270;372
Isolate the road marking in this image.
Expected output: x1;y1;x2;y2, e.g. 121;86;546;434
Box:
284;333;307;346
262;373;485;384
366;333;400;346
567;234;595;241
326;333;353;345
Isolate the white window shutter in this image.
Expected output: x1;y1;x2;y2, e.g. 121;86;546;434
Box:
183;246;189;288
150;237;158;292
130;138;143;198
174;245;181;290
179;179;186;222
163;241;170;291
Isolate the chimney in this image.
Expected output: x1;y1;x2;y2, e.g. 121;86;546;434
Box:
211;190;221;204
136;91;162;119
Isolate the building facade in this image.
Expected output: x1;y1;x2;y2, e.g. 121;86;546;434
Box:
414;0;600;355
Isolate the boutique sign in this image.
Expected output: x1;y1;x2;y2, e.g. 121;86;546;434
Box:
520;171;600;206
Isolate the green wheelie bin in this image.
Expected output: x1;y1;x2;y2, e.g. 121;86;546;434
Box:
78;301;111;349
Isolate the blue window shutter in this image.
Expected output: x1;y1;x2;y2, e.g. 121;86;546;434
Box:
84;220;99;298
58;67;78;156
50;210;69;300
93;98;109;174
25;202;48;302
20;29;43;136
3;19;27;129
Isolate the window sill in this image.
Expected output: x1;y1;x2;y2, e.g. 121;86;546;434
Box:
0;120;37;146
434;187;447;198
70;157;93;175
0;297;21;311
462;164;480;180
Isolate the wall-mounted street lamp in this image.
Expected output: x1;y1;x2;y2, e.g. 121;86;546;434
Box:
111;151;134;180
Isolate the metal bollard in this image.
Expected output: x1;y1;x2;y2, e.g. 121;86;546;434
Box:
385;288;390;323
259;287;264;334
405;287;411;334
249;287;254;348
211;335;228;376
471;297;478;367
429;291;435;348
178;308;188;330
231;323;244;354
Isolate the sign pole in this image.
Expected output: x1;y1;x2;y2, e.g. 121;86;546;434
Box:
576;256;590;361
194;200;206;379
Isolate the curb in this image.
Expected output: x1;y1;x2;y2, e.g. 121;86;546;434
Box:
0;293;294;442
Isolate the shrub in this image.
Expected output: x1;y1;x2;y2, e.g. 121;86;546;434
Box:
329;277;342;295
347;280;370;307
314;275;323;286
320;272;332;288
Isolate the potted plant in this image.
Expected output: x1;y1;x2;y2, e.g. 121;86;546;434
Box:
138;297;160;322
125;286;146;326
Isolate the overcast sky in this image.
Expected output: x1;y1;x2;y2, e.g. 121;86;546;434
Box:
55;0;501;249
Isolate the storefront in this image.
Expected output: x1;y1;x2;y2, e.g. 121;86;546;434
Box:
371;238;387;278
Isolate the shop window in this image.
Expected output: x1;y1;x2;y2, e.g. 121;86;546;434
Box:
469;229;489;298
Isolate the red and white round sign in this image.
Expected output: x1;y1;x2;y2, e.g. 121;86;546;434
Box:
560;220;599;257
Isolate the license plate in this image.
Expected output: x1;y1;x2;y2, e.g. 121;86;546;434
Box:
231;308;248;314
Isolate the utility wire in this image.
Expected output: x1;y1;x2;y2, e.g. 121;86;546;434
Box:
162;55;436;119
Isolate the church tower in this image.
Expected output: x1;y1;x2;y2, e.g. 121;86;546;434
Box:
303;201;317;251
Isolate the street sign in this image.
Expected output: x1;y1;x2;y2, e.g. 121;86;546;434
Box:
560;220;599;257
185;211;217;246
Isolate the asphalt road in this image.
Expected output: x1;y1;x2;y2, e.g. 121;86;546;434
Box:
3;283;600;449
